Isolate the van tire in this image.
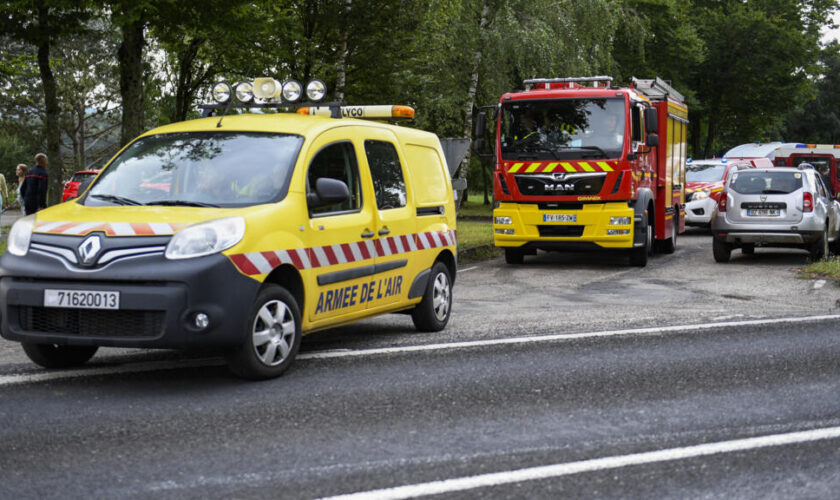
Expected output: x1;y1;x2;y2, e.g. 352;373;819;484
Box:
412;261;452;332
713;237;731;263
227;284;301;380
504;248;525;265
22;343;98;369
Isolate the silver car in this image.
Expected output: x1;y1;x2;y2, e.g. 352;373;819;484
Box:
711;166;840;262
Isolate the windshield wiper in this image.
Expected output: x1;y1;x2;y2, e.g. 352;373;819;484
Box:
556;146;609;158
90;194;143;206
147;199;221;208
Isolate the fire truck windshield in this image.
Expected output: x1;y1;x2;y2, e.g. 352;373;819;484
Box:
500;98;625;161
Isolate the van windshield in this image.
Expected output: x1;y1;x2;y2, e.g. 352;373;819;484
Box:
686;163;726;182
500;98;625;161
84;132;303;208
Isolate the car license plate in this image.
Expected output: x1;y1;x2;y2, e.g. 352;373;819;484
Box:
44;289;120;310
543;214;576;222
747;209;780;217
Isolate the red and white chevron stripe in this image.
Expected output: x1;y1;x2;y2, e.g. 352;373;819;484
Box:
34;221;185;236
229;230;457;276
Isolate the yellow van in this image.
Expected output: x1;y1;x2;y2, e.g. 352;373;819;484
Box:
0;92;457;379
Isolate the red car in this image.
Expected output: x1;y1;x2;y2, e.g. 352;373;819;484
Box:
62;170;100;202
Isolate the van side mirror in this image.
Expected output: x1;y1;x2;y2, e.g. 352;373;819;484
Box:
645;108;658;134
646;133;659;147
307;177;349;208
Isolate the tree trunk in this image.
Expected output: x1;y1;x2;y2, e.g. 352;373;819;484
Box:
173;37;205;123
36;2;62;206
334;0;352;102
118;19;145;146
456;0;489;209
703;113;717;159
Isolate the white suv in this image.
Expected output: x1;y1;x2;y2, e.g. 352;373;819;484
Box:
710;167;840;262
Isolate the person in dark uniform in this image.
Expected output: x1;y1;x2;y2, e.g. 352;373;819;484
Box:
22;153;49;214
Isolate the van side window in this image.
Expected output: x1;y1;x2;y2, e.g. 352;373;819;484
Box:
364;140;407;210
307;142;361;215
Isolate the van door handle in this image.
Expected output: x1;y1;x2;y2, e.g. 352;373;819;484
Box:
361;231;375;238
378;228;391;236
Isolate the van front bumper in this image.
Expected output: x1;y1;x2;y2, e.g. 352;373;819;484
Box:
0;250;260;349
493;202;635;250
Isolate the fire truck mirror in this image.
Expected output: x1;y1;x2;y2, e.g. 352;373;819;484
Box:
473;111;493;158
644;108;658;134
646;133;659;148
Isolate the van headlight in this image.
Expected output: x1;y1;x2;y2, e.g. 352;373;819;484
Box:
7;215;36;256
165;217;245;260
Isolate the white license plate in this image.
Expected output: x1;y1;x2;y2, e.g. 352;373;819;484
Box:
747;209;780;217
44;289;120;310
543;214;577;222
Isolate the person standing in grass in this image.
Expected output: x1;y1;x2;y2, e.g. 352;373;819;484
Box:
15;164;27;214
22;153;49;214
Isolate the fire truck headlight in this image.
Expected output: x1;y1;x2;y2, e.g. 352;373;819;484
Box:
234;81;254;103
306;79;327;101
7;215;35;256
212;82;231;104
609;216;631;225
495;229;515;235
282;80;302;102
607;229;630;235
495;216;513;225
693;191;709;201
166;217;245;260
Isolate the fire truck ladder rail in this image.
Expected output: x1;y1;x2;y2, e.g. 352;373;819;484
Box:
630;77;685;102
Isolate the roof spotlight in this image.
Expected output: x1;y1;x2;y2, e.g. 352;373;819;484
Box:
253;77;282;100
305;79;327;102
282;80;302;102
212;82;231;104
234;81;254;103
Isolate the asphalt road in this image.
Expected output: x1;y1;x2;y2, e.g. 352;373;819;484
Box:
1;230;839;498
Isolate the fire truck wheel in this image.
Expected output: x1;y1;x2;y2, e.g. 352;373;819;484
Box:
658;214;678;254
504;248;525;265
629;213;651;267
412;261;452;332
21;343;98;369
741;244;755;255
226;284;301;380
713;237;732;263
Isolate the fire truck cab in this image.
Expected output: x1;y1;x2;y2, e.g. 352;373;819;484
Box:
773;144;840;196
475;76;688;266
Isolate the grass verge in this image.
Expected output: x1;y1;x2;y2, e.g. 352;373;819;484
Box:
800;256;840;281
459;193;493;219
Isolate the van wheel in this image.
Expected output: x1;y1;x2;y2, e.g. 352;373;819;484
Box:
21;343;98;368
809;226;829;261
227;284;301;380
412;262;452;332
629;212;651;267
741;244;755;255
713;237;731;263
504;248;525;265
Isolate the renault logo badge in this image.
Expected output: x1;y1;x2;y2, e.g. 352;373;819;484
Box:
78;235;102;265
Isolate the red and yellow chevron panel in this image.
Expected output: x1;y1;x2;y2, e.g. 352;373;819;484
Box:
504;160;617;174
229;230;457;276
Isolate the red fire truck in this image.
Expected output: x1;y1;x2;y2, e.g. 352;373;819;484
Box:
772;144;840;195
474;76;688;266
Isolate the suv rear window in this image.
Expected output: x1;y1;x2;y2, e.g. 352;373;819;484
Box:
729;171;803;194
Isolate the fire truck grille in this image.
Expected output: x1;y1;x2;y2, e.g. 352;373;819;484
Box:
516;174;605;197
14;306;165;338
538;225;585;237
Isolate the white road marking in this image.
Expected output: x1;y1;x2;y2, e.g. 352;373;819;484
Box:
814;279;826;289
458;266;478;273
0;314;837;387
321;426;840;500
